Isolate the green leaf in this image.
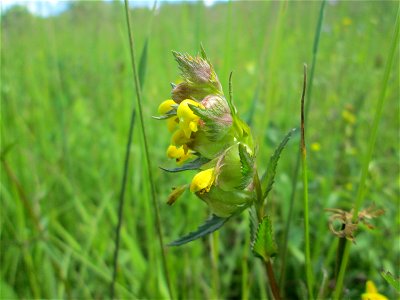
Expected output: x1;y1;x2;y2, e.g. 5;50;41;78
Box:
249;206;258;241
169;214;229;246
251;215;278;262
261;128;296;200
381;271;400;292
237;143;254;189
152;109;177;120
138;38;148;89
0;279;18;299
160;157;210;173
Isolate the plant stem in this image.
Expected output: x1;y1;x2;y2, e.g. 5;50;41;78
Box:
279;0;326;289
210;231;220;299
110;109;136;299
122;1;173;299
333;9;399;300
254;174;282;300
265;260;281;300
300;64;314;300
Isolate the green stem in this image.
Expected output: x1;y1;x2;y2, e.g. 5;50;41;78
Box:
300;65;314;300
254;174;281;300
241;219;250;300
123;1;173;299
279;0;326;289
333;9;399;300
265;260;281;300
210;231;220;299
110;109;136;299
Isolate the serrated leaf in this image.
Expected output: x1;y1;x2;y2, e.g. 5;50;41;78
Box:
160;157;210;173
251;215;278;262
261;128;296;200
249;206;258;241
237;143;254;189
169;214;229;246
169;205;250;246
381;271;400;292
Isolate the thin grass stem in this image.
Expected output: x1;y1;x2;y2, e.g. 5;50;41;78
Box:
210;231;220;299
300;65;314;299
110;108;136;299
121;1;173;298
333;9;399;300
279;0;326;290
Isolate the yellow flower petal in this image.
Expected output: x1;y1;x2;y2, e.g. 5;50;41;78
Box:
167;117;179;132
190;168;215;194
167;145;184;159
166;145;192;165
311;142;321;152
172;129;190;146
177;99;200;119
158;99;176;115
361;281;388;300
342;109;356;124
366;280;378;293
176;99;204;138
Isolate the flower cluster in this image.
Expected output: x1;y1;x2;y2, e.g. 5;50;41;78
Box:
157;48;256;218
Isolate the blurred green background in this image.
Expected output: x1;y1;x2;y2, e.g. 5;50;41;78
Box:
1;1;399;299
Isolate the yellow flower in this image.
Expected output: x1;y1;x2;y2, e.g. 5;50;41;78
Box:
171;129;191;146
167;145;192;164
311;142;321;152
361;280;388;300
342;17;352;27
190;168;215;194
167;117;179;132
342;109;356;124
177;99;204;138
158;99;176;115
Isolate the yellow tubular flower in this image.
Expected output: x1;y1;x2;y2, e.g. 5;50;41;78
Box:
167;145;192;164
158;99;176;115
172;129;191;146
361;280;388;300
177;99;204;138
190;168;215;194
167;117;179;132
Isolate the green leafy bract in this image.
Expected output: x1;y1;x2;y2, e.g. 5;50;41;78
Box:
160;157;210;173
189;104;231;141
261;128;296;200
237;143;254;190
251;215;278;261
168;214;229;246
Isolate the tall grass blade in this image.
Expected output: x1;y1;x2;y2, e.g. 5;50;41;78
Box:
279;0;326;289
333;9;399;299
110;2;156;297
111;1;173;299
300;65;314;299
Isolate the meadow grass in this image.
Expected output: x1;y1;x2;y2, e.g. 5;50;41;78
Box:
1;1;399;299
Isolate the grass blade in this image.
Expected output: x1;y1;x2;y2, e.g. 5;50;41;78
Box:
279;0;326;290
120;1;173;299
